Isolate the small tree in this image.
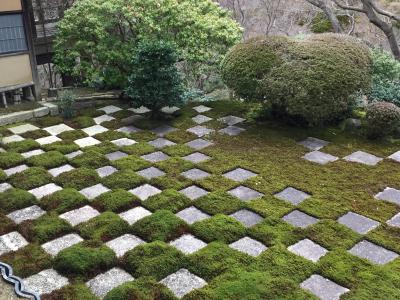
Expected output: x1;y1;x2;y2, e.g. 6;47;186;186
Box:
126;41;184;119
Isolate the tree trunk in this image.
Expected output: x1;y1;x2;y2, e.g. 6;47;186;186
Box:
306;0;343;33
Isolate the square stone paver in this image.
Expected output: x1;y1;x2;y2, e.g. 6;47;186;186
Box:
7;205;46;224
161;106;180;114
275;187;310;205
192;115;212;124
97;105;122;114
29;183;63;199
129;106;150;114
106;151;128;161
119;207;152;225
349;240;399;265
185;139;214;150
160;268;207;299
82;125;109;136
137;167;165;179
80;184;110;200
176;206;210;225
187;126;215;137
387;212;400;227
48;164;75;177
218;115;245;126
0;182;12;193
282;210;319;228
116;126;141;134
86;268;134;299
106;234;146;257
181;168;210;180
228;186;264;202
141;151;170;163
303;151;339;165
24;269;69;296
218;126;245;136
96;166;118;178
229;237;267;257
375;187;400;206
65;150;83;159
44;124;74;136
170;234;207;254
3;135;25;144
94;114;115;125
152;125;178;137
388;151;400;163
111;138;137;147
149;138;176;149
59;205;100;226
193;105;211;113
182;152;211;163
301;274;349;300
298;137;329;151
4;164;28;176
21;149;45;158
338;212;380;234
129;184;161;201
179;185;209;200
230;209;263;228
9;124;39;135
41;233;84;257
288;239;328;262
36;136;61;145
223;168;257;182
74;137;101;148
343;151;383;166
0;231;29;255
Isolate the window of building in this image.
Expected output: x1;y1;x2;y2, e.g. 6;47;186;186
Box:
0;13;28;54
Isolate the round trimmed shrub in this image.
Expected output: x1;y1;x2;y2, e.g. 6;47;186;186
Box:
365;102;400;139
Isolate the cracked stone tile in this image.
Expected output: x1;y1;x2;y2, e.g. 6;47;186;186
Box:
181;168;210;180
338;212;380;234
129;184;161;201
24;269;69;296
282;210;319;228
119;207;152;225
3;135;25;144
274;187;311;205
82;125;109;136
106;151;128;161
152;125;178;137
301;274;349;300
44;124;74;136
387;212;400;227
193;105;212;113
35;136;61;145
65;150;83;159
223;168;257;182
96;166;118;178
41;233;84;257
160;268;207;299
343;151;383;166
29;183;63;199
230;209;263;228
182;152;211;164
161;106;180;114
0;182;12;193
48;164;75;177
176;206;210;225
7;205;46;224
298;137;329;151
170;234;207;254
59;205;100;226
0;231;29;256
388;151;400;163
9;124;39;135
186;125;215;137
137;167;165;180
97;105;122;114
141;151;170;163
4;164;28;176
111;138;137;147
375;187;400;206
179;185;209;200
86;268;134;299
218;126;245;136
94;114;115;125
128;106;151;114
228;186;264;201
349;240;399;265
288;239;328;262
192;115;212;124
229;237;267;257
80;184;110;200
218;115;246;126
185;138;214;150
106;234;146;258
149;138;176;149
303;151;339;165
21;149;45;158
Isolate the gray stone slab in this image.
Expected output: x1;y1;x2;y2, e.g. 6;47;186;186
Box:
181;168;210;180
152;125;178;137
119;207;152;225
34;107;50;118
182;152;211;164
149;138;176;149
193;105;211;113
303;151;339;165
349;240;399;265
282;210;319;228
80;184;110;200
96;166;118;178
41;102;59;116
41;233;84;257
106;234;146;258
65;150;83;159
48;164;75;177
128;106;151;114
192;115;212;124
170;234;207;254
298;137;329;151
160;268;207;299
141;151;170;163
288;239;328;262
375;187;400;206
29;183;63;199
44;124;74;136
218;126;245;136
24;269;69;296
185;139;214;150
179;185;209;200
86;268;134;299
83;125;109;136
230;209;263;228
74;137;102;148
186;125;215;137
161;106;180;114
94;114;115;125
338;212;380;234
388;151;400;163
343;151;383;166
229;237;267;257
176;206;210;225
387;212;400;227
21;149;45;158
35;136;61;145
0;231;29;256
97;105;122;114
106;151;128;161
0;182;12;193
122;114;145;125
129;184;162;201
275;187;310;205
3;135;25;144
9;124;39;135
137;167;165;179
4;164;28;176
111;138;137;147
223;168;257;182
218;115;246;126
7;205;46;224
0;111;34;126
59;205;100;226
116;126;141;134
228;186;264;202
301;274;349;300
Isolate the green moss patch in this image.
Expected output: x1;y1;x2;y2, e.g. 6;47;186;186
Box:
143;189;192;213
55;168;100;190
40;188;87;214
71;150;108;168
194;191;244;215
58;129;88;141
92;189;138;212
4;139;39;153
102;170;146;190
0;152;24;168
111;155;150;171
9;167;52;190
43;283;97;300
42;141;80;154
27;150;67;168
0;188;36;214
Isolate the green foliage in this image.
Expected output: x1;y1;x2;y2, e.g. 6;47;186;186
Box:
58;90;76;119
4;139;39;153
365;101;400;139
92;189;138;212
9;167;52;190
71;150;108;168
55;168;100;190
40;188;87;214
143;189;192;213
310;12;333;33
27;150;67;168
0;188;36;214
0;151;24;168
102;170;146;190
194;192;244;215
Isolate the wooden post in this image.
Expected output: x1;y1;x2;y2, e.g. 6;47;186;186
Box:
1;93;7;108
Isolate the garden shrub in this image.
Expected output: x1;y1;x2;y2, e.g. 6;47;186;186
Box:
365;102;400;139
142;189;192;213
92;189;138;212
58;90;76;119
0;189;36;214
0;152;24;168
71;150;108;168
40;188;87;213
102;170;146;190
55;168;100;190
9;167;52;190
4;139;39;153
27;151;67;168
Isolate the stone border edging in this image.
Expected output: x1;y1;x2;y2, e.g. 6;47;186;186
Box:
0;102;59;126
